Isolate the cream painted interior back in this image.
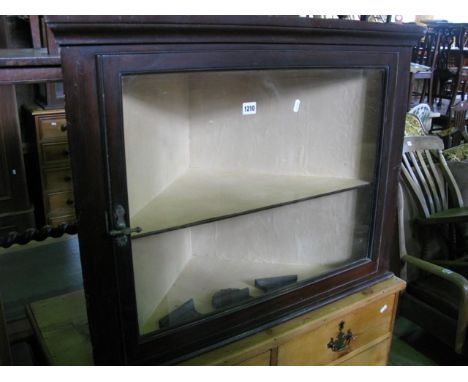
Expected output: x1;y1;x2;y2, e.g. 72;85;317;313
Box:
188;70;380;178
121;69;382;334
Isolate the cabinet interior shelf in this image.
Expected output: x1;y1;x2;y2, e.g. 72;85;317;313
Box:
131;168;370;236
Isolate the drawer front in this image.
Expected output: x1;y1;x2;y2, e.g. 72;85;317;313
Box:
41;142;70;165
43;168;73;192
235;351;271;366
46;191;75;216
334;338;391;366
38;115;67;141
277;294;395;365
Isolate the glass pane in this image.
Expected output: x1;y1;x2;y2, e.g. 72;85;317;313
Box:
121;68;383;335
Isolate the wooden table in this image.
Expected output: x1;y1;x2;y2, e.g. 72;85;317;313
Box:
26;290;93;365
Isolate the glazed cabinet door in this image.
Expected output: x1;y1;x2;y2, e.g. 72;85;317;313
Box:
119;65;384;336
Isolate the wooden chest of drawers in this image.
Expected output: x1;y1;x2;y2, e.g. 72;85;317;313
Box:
181;276;405;366
25;107;75;227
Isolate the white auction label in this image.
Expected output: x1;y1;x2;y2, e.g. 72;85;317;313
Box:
242;102;257;115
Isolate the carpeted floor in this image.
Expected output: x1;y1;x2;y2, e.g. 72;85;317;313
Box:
0;235;82;322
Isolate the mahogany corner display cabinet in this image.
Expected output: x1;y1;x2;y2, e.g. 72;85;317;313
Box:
45;16;423;365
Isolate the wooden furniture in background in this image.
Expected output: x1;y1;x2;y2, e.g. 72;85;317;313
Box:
433;23;468;113
26;277;405;366
0;17;60;237
26;290;92;366
401;136;466;222
0;16;63;238
7;15;65;109
0;85;35;235
32;16;64;109
410;23;468;113
0;49;61;85
400;135;467;256
24;107;75;227
451;101;468;146
409;30;440;108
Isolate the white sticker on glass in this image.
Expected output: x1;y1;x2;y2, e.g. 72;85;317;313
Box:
242;102;256;115
293;99;301;113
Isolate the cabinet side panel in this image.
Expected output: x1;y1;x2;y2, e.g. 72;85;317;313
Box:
122;74;190;217
132;230;192;333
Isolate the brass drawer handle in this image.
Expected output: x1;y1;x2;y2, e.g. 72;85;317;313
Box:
64;175;72;182
60;123;68;132
63;149;70;157
327;321;354;352
66;199;74;206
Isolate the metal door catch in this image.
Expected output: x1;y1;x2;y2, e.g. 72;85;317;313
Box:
109;204;142;246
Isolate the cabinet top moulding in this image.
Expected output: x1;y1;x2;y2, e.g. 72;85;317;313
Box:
45;16;424;47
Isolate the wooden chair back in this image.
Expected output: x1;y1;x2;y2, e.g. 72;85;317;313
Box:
401;136;464;219
412;30;441;70
410;31;441;107
398;138;468;355
434;24;468;111
452;101;468;144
